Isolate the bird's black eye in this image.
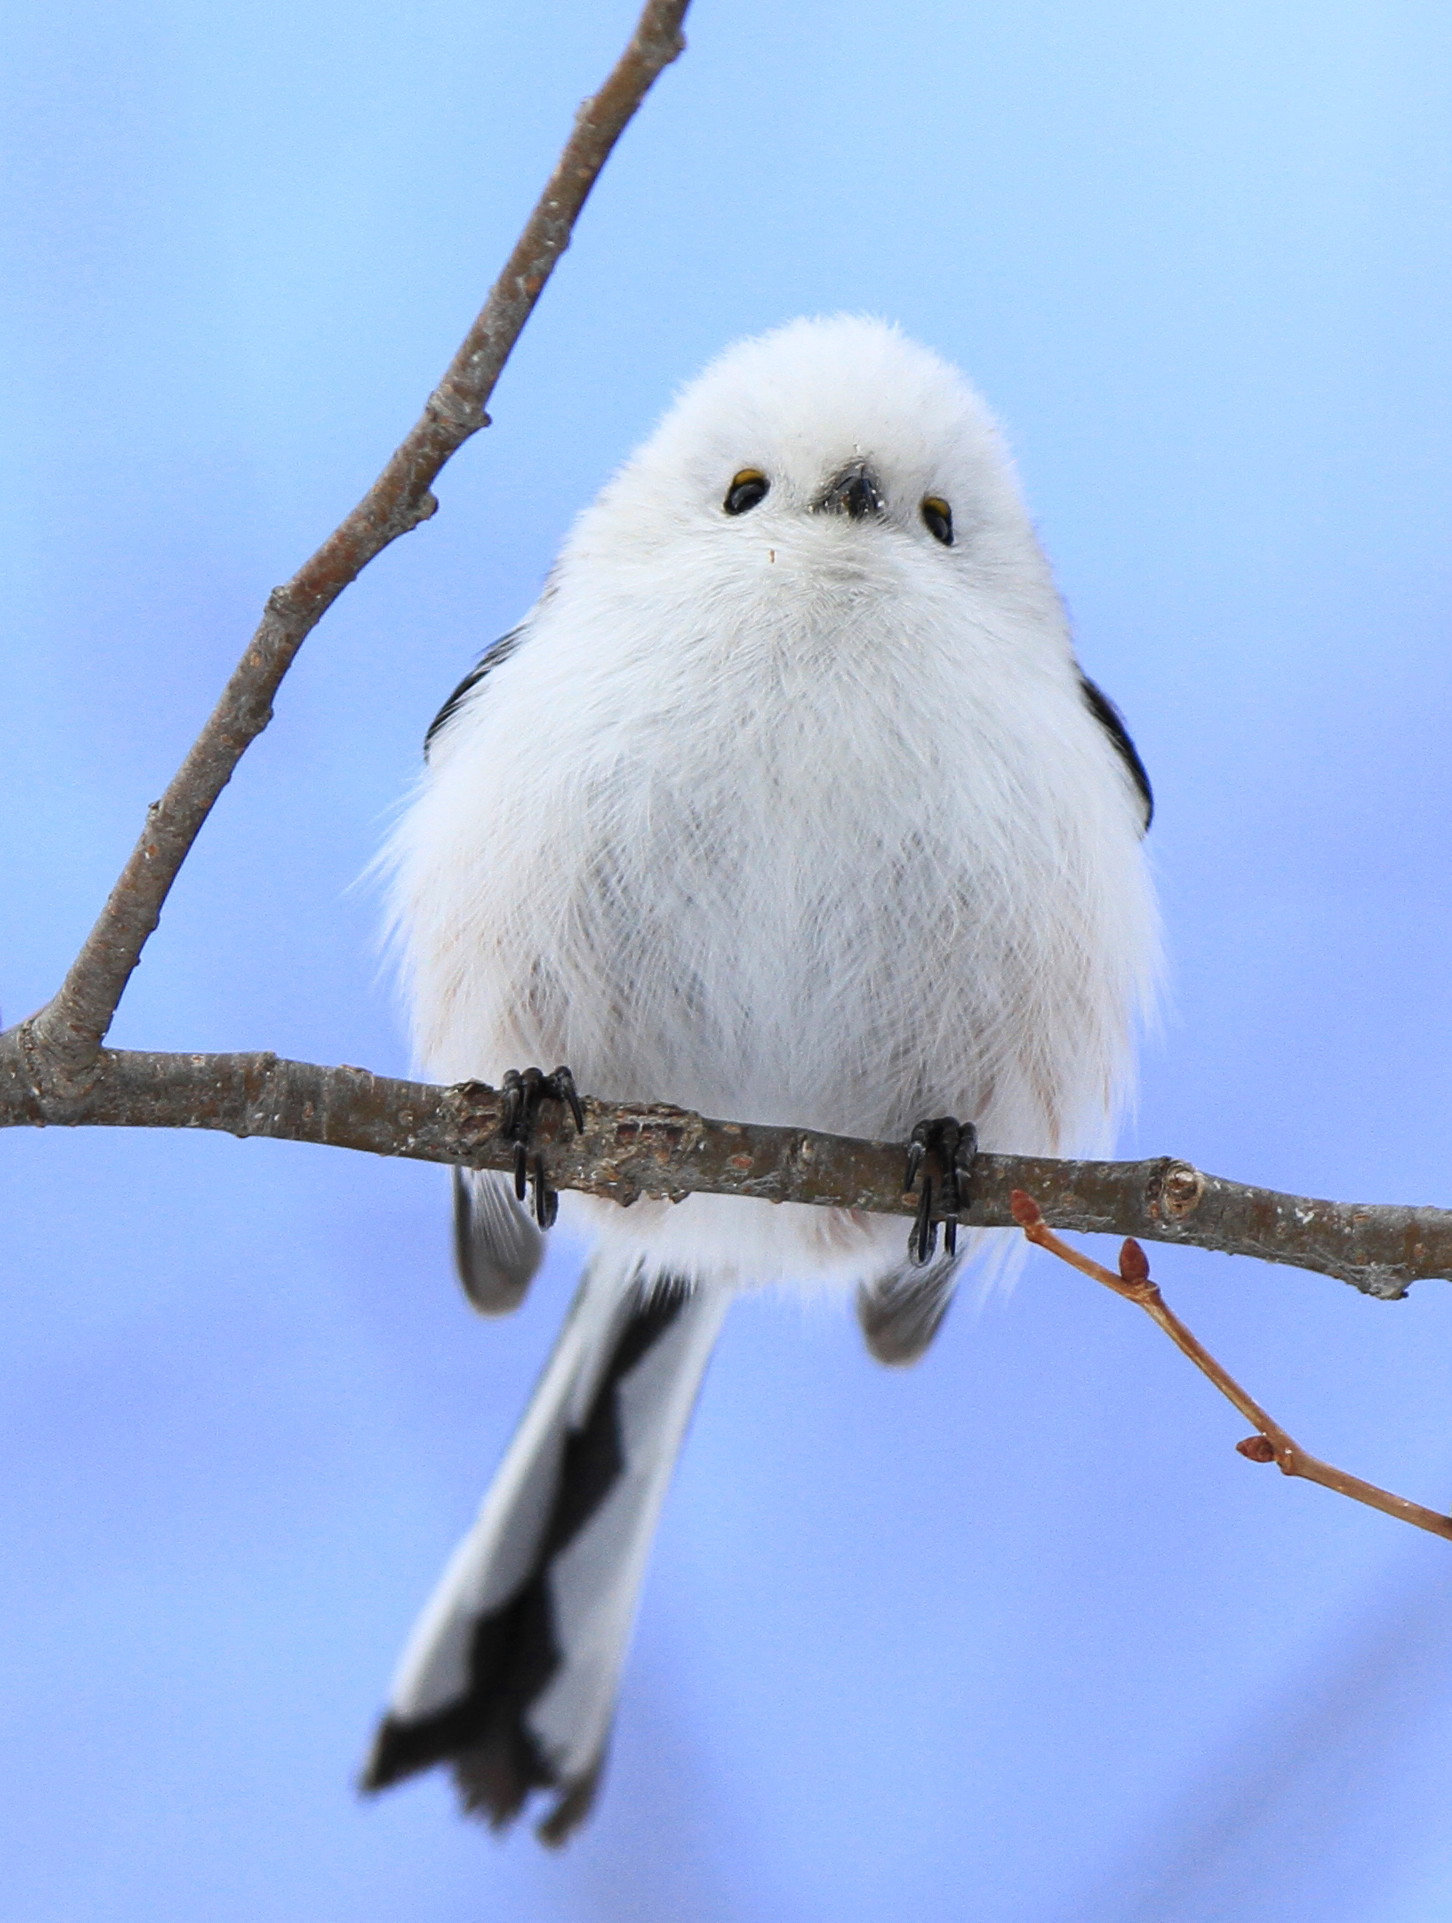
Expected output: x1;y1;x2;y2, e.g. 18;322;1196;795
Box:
724;469;770;515
922;496;953;546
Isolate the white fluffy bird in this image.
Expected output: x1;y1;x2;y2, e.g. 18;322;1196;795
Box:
364;315;1157;1841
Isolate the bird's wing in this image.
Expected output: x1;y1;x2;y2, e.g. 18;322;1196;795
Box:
856;1254;962;1365
424;624;530;758
1078;673;1153;831
452;1167;545;1315
425;624;544;1311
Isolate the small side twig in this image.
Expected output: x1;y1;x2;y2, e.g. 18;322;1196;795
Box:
1010;1190;1452;1544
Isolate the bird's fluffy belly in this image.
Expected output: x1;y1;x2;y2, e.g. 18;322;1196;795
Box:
401;598;1146;1296
496;750;998;1289
473;713;1024;1133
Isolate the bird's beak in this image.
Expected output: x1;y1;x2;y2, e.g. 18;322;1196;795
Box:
817;460;887;521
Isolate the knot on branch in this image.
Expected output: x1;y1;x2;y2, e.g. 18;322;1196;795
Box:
4;1016;101;1119
1353;1265;1412;1303
264;584;304;625
425;385;491;436
390;491;439;537
1151;1158;1205;1222
635;5;688;63
451;1079;507;1157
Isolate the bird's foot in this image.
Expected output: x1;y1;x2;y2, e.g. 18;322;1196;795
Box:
499;1066;585;1229
904;1117;978;1264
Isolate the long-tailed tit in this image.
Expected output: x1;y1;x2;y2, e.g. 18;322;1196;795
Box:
363;316;1157;1841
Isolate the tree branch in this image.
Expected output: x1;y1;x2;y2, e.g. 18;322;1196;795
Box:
1;1034;1447;1301
22;0;691;1084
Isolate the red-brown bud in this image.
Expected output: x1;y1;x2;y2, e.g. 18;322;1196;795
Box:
1119;1239;1150;1284
1010;1189;1042;1228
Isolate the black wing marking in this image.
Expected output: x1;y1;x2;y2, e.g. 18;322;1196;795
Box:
424;625;529;758
1078;673;1153;832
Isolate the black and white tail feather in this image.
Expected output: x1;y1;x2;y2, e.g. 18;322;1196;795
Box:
363;1258;726;1842
368;316;1157;1841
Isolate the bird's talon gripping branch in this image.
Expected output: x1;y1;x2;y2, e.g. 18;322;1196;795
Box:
905;1117;978;1264
500;1065;583;1226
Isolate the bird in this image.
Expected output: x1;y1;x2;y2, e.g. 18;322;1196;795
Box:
362;314;1158;1843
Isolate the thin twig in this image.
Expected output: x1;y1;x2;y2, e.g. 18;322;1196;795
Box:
3;1034;1452;1299
1010;1190;1452;1542
23;0;691;1084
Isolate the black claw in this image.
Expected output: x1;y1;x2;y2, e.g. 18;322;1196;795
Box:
533;1154;552;1228
904;1121;931;1194
553;1066;585;1134
912;1177;938;1264
904;1116;979;1266
501;1067;525;1141
498;1065;585;1231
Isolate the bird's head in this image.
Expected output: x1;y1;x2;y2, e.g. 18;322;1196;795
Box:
581;315;1050;597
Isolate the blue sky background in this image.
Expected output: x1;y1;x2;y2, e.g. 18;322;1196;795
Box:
3;2;1452;1917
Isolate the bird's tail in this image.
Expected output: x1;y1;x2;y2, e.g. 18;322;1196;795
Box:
361;1261;727;1844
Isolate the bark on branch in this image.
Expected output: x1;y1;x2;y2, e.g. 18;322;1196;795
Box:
1;1033;1445;1302
23;0;691;1084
